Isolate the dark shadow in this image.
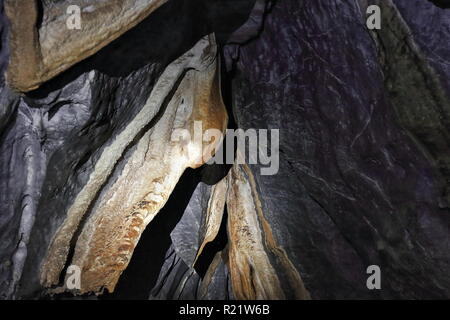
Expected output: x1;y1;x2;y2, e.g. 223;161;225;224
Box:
101;167;201;300
26;0;257;100
429;0;450;8
36;0;44;29
193;206;229;278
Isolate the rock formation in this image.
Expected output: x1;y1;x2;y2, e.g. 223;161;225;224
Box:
0;0;448;300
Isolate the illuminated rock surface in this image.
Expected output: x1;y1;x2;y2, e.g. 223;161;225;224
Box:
0;0;449;300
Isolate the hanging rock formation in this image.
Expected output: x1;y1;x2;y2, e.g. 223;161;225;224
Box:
0;0;449;300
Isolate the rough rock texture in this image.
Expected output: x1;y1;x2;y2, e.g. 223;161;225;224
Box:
5;0;168;91
225;163;310;299
148;181;232;300
148;161;310;300
0;0;449;300
40;35;228;295
0;0;256;299
224;0;450;299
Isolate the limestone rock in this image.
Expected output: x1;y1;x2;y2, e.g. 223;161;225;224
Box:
0;0;449;300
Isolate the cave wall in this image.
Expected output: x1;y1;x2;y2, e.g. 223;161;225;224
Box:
0;0;256;299
223;0;450;299
0;0;448;300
